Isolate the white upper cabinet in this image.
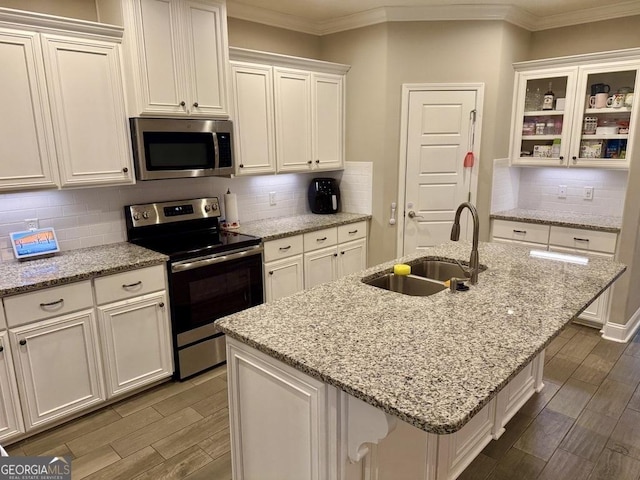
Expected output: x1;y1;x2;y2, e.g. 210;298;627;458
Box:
229;48;349;175
41;34;133;186
0;28;57;191
98;0;230;117
510;50;640;169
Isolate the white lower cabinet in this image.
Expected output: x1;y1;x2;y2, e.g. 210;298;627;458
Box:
0;331;24;443
97;291;172;398
265;255;304;303
304;245;338;289
338;238;367;278
10;310;105;430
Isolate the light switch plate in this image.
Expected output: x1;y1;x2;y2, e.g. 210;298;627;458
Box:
269;191;276;205
558;185;567;198
584;186;594;200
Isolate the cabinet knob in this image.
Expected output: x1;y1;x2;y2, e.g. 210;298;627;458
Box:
307;160;312;165
123;167;128;173
268;271;274;275
333;253;338;257
159;302;165;308
0;345;3;352
193;102;199;108
19;339;27;346
180;101;186;107
341;251;345;255
572;157;578;164
239;164;244;168
315;159;320;164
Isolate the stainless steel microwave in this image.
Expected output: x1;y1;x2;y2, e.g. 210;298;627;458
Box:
130;118;234;180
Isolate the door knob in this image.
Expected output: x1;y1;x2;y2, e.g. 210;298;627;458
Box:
407;210;423;219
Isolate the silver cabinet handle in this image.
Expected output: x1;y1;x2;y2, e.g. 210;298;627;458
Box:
574;237;590;242
122;281;142;289
407;211;423;219
279;246;291;251
40;298;63;308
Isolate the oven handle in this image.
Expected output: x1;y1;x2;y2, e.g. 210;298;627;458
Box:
171;244;263;273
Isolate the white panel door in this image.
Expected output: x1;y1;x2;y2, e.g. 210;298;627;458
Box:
0;28;58;190
10;310;105;430
265;255;304;303
231;62;276;175
312;72;343;170
97;292;173;397
403;90;477;253
41;34;133;187
304;246;337;289
0;331;24;443
337;238;367;277
183;0;228;116
275;68;313;172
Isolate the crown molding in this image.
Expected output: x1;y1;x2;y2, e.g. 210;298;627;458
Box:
226;1;640;35
0;6;123;39
229;46;351;74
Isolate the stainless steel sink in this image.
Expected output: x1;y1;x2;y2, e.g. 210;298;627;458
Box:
409;259;487;282
364;274;446;297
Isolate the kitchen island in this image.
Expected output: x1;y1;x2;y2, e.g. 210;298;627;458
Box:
217;241;626;480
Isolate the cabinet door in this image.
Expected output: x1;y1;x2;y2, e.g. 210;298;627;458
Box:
182;0;229;117
275;68;313;172
337;238;367;278
312;73;344;171
133;0;186;115
0;28;58;191
510;67;578;167
231;62;276;175
568;62;638;169
10;310;105;430
0;331;24;443
41;34;133;187
304;246;337;289
265;255;304;303
97;292;172;398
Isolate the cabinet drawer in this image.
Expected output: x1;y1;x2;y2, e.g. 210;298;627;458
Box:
264;235;304;262
94;265;166;305
549;226;617;254
491;220;549;245
4;281;93;328
338;221;367;243
303;228;338;252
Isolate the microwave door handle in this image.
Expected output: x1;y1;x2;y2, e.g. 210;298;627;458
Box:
211;132;219;169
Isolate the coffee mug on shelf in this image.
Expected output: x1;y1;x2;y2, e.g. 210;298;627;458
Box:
607;93;625;108
589;93;609;109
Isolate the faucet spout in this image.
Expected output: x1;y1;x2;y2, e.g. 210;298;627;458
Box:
450;202;480;285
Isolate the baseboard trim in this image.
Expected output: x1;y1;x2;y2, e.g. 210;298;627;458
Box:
602;307;640;343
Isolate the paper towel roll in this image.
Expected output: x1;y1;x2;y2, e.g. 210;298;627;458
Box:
224;192;239;228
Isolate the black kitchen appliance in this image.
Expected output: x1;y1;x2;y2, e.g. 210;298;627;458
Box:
308;177;340;214
125;197;263;380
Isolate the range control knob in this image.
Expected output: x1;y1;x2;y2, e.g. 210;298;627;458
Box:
212;202;219;211
142;211;150;219
133;213;141;221
204;205;211;212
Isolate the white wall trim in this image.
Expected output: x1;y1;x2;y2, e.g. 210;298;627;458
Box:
226;1;640;36
395;83;485;258
229;47;350;75
601;306;640;343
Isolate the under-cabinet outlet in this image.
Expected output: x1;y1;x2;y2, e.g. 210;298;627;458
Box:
584;186;594;200
558;185;567;198
269;191;276;206
25;218;39;230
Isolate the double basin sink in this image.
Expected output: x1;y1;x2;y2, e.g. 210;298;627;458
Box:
363;259;485;296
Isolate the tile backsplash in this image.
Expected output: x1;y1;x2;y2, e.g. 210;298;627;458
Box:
491;160;627;217
0;162;373;262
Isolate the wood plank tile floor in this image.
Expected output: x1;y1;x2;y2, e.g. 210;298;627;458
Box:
5;324;640;479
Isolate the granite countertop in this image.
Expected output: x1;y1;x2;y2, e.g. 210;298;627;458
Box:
0;243;168;297
218;241;626;435
227;212;371;241
490;208;622;233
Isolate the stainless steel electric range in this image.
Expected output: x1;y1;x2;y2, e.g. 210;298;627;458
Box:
125;197;263;380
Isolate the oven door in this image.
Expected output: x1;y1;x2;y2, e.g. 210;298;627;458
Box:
169;245;263;378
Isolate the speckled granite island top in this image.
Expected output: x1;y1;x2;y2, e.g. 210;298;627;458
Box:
227;212;371;241
491;208;621;232
218;241;625;435
0;243;168;297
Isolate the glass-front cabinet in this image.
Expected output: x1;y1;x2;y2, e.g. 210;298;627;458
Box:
510;53;640;169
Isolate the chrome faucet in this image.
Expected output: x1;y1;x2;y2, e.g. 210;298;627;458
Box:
450;202;480;285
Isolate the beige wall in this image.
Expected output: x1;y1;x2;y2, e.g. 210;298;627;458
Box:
0;0;97;20
529;15;640;60
227;18;320;58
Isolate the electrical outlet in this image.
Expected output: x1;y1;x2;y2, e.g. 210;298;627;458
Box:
584;186;594;200
269;191;276;206
25;218;39;230
558;185;567;198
